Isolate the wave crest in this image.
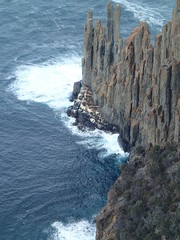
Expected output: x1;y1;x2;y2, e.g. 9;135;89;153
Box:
9;56;82;109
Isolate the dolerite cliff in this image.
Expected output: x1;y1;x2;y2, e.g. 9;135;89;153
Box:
82;1;180;149
68;1;180;239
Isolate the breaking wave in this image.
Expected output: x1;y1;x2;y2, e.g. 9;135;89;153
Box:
8;55;127;157
49;220;96;240
9;56;82;109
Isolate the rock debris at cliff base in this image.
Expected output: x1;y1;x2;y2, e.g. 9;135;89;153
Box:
67;84;119;133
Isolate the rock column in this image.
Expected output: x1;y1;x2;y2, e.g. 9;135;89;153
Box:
81;1;180;148
82;10;93;87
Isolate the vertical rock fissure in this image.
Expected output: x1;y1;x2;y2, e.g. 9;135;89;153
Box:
81;1;180;148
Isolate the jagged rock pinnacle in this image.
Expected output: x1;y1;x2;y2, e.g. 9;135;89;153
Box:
81;1;180;148
177;0;180;8
77;2;180;240
82;10;93;87
114;4;121;43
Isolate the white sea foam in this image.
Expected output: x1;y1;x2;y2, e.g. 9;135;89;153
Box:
50;220;96;240
76;130;126;156
9;55;127;156
9;56;82;109
61;113;127;156
113;0;168;29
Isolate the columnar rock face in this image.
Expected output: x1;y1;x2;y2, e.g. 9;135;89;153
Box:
82;10;93;87
82;1;180;149
80;2;180;240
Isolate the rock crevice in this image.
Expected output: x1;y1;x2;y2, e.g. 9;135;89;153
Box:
81;1;180;149
67;1;180;239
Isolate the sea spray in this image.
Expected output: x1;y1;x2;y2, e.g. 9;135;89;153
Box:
9;56;127;158
50;220;96;240
8;56;82;109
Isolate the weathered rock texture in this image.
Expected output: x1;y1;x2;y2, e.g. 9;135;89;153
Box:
96;144;180;240
67;86;117;132
82;1;180;149
79;2;180;239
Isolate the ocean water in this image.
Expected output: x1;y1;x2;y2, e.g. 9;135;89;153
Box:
0;0;175;239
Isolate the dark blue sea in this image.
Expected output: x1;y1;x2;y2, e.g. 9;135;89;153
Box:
0;0;175;239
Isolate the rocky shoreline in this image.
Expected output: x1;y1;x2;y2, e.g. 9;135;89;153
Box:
67;81;130;152
67;81;118;132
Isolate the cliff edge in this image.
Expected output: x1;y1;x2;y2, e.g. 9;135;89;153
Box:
82;0;180;149
68;1;180;239
96;144;180;240
81;1;180;239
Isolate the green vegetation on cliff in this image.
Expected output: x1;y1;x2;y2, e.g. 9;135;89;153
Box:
69;1;180;238
96;144;180;240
